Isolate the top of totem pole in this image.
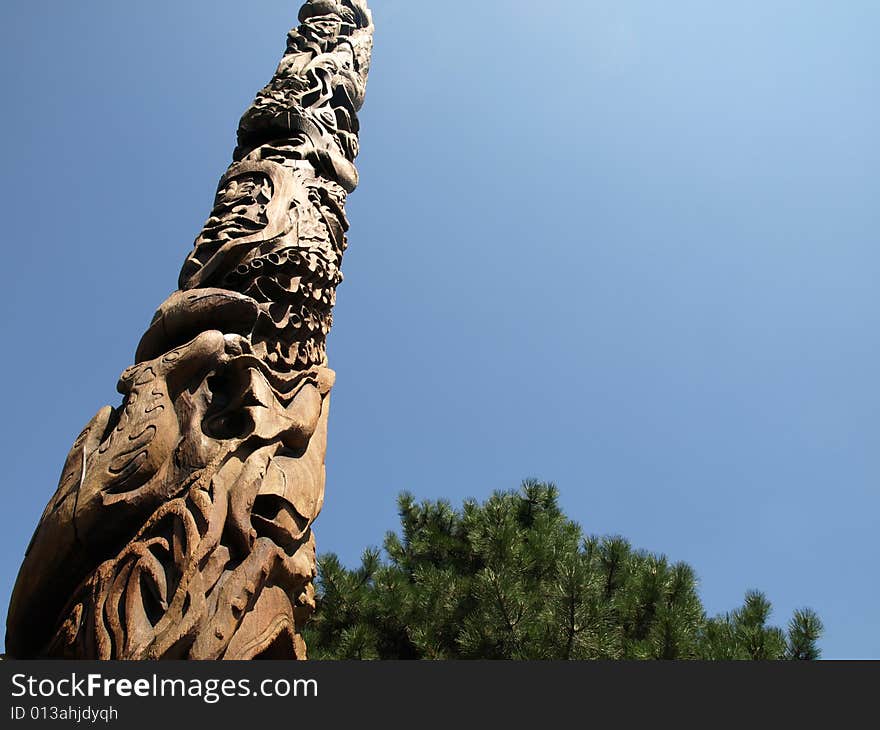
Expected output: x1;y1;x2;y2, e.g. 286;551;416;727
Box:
235;0;374;190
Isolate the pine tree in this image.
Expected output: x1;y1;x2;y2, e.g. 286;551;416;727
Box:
304;481;822;660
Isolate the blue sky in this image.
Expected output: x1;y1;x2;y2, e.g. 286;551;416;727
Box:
0;0;877;658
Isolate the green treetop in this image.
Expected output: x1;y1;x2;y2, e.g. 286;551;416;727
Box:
305;481;822;660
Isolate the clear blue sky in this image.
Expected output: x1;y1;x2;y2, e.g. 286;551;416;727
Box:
1;1;877;658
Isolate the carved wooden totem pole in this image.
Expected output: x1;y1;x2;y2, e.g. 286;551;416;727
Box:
6;0;373;660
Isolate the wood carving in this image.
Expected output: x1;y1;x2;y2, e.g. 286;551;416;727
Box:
5;0;373;660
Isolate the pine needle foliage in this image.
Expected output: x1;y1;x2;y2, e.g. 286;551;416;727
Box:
304;481;821;660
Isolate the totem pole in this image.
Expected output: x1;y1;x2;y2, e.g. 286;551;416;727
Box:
6;0;373;660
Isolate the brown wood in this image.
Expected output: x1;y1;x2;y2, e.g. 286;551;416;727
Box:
6;0;374;660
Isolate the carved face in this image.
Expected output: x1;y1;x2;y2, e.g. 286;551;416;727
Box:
301;15;344;46
178;161;301;291
7;310;333;659
201;173;273;243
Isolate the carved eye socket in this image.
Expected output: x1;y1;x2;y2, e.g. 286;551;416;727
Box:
203;373;255;440
208;411;252;440
207;374;231;409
